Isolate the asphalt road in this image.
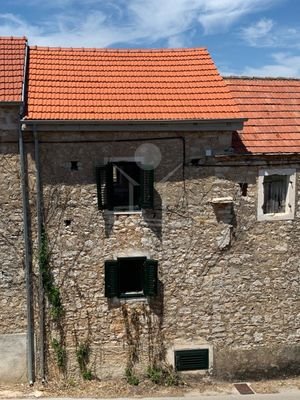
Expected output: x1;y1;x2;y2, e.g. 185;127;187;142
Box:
10;393;300;400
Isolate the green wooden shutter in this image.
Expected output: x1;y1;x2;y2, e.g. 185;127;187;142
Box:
175;349;209;371
143;259;158;296
104;260;120;297
95;163;113;210
140;167;154;209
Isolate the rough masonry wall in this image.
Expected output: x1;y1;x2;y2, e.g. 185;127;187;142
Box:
0;106;27;383
0;106;26;333
27;129;300;380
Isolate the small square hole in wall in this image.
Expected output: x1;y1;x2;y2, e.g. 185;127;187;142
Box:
239;182;248;197
64;219;72;227
70;161;79;171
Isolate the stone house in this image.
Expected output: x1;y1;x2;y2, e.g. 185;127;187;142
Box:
0;37;300;383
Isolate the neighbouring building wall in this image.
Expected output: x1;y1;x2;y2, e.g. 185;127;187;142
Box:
25;129;300;380
0;106;27;382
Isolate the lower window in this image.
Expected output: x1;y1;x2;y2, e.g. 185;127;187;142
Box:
257;168;296;221
175;349;209;371
105;257;158;298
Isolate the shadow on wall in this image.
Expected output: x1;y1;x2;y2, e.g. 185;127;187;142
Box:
103;190;163;240
232;132;249;154
118;280;165;372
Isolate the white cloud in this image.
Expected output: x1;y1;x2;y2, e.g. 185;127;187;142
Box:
0;0;284;47
167;35;188;48
197;0;278;34
241;18;300;48
243;53;300;77
0;14;42;38
241;18;274;45
222;52;300;78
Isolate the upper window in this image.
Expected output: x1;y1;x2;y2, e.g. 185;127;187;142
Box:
257;168;296;221
96;161;154;211
104;257;158;299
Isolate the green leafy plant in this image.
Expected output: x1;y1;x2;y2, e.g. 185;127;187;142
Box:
40;227;64;322
76;342;93;380
164;367;181;387
147;364;181;386
82;370;93;381
125;367;139;386
51;338;66;370
147;365;163;384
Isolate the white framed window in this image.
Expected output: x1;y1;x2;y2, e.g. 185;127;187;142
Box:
257;168;296;221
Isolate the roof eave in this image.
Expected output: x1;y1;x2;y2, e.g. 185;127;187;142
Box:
244;152;300;156
21;118;246;132
218;151;300;157
0;101;22;106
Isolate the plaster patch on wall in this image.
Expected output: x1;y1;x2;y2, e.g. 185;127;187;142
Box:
216;225;232;250
0;333;27;383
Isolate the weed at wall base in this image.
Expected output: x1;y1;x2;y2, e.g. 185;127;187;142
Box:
51;338;66;371
82;370;93;381
76;342;94;380
147;364;181;386
125;367;140;386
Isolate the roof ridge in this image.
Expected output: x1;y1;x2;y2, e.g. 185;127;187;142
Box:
0;36;27;41
223;75;300;81
29;46;207;53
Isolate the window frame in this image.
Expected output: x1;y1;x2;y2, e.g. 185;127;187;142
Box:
96;156;154;213
104;257;158;299
119;256;146;299
111;161;142;212
257;168;296;221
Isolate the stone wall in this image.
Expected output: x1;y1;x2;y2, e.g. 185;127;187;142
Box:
0;106;27;383
24;129;300;380
0;106;26;334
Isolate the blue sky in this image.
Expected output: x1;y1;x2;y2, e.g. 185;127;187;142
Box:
0;0;299;77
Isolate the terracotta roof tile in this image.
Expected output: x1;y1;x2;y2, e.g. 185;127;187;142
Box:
0;37;27;103
225;77;300;154
25;47;243;121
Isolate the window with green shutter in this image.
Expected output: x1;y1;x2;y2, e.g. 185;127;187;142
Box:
140;167;154;209
104;260;120;297
143;259;158;296
96;164;113;210
104;257;158;298
96;161;154;211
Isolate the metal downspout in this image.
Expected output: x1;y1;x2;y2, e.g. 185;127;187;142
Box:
34;127;45;382
19;40;35;385
19;124;35;385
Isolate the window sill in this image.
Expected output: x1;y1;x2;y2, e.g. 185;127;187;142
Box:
257;212;295;221
103;210;143;216
119;290;144;299
109;296;148;307
120;296;148;304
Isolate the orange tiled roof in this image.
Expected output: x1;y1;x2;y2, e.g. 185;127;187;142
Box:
0;37;27;103
25;47;243;121
225;77;300;154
